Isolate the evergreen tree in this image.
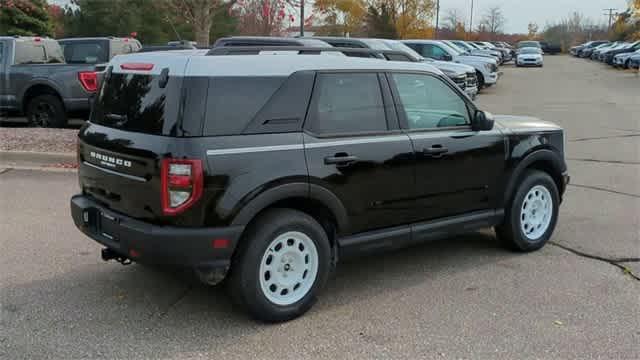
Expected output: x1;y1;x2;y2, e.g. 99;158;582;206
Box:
0;0;53;36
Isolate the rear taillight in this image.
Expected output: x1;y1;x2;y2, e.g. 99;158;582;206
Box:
160;158;203;215
78;71;98;92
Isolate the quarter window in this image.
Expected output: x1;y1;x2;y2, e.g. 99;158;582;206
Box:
308;73;387;134
391;73;470;130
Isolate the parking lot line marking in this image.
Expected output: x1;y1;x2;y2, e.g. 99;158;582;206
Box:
568;183;640;198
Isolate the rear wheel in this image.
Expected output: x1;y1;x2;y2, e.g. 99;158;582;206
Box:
496;170;559;252
26;94;66;128
228;208;331;322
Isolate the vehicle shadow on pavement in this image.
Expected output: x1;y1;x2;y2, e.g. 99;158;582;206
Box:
0;230;525;358
320;230;516;308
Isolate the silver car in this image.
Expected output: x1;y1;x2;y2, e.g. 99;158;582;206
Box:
516;47;543;67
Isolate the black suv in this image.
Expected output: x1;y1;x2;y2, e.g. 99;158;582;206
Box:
70;50;569;322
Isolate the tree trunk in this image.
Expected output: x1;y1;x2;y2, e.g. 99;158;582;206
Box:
194;6;211;47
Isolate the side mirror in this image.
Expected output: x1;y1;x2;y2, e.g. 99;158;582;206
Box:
443;53;453;61
472;110;494;131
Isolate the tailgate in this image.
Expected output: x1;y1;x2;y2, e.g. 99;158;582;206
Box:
78;124;174;220
78;54;192;221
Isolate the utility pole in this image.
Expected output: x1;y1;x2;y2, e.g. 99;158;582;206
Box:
603;8;617;30
469;0;475;38
299;0;305;37
434;0;440;39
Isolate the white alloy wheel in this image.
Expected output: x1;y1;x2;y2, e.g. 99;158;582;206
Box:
520;185;553;240
259;231;319;306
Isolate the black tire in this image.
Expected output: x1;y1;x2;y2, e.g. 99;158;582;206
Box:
476;70;485;88
496;170;559;252
228;208;331;322
26;94;67;128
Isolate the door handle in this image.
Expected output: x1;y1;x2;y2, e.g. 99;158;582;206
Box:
423;145;448;157
324;154;359;165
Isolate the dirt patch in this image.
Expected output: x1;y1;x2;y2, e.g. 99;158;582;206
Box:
0;127;78;153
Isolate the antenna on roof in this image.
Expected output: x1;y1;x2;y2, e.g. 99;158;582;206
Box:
165;15;182;41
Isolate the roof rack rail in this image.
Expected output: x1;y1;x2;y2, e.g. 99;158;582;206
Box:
206;46;415;60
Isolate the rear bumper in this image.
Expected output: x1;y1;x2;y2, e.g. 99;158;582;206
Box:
70;194;244;270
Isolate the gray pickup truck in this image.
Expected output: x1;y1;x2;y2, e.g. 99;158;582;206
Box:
0;36;100;127
0;36;140;127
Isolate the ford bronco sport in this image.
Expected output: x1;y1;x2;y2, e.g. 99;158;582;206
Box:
70;50;569;322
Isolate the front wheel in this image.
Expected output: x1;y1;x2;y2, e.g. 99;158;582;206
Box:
496;170;559;252
476;70;485;88
228;208;331;322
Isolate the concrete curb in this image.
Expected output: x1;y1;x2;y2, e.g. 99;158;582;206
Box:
0;151;77;169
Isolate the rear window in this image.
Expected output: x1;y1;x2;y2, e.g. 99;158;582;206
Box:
91;73;182;136
61;41;108;64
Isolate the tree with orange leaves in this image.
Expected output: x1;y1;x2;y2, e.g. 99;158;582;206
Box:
314;0;367;36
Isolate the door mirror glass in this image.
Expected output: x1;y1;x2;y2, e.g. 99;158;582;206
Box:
472;110;494;131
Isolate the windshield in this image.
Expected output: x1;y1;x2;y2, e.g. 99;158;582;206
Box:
299;38;333;47
382;40;425;60
359;38;392;50
520;48;541;54
439;42;463;55
452;41;473;51
518;41;540;48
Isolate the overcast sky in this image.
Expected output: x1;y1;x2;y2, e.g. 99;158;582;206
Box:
440;0;630;33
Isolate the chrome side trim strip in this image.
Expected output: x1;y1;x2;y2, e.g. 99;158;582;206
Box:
206;144;304;156
206;135;410;156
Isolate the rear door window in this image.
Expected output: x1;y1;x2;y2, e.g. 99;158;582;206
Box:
307;73;387;134
14;42;46;64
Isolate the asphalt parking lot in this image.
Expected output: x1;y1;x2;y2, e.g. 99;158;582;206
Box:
1;55;639;359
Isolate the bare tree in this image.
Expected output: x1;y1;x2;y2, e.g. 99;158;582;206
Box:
164;0;236;47
443;8;464;31
479;5;505;38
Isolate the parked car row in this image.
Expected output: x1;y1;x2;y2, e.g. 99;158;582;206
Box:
0;36;141;127
2;35;517;127
570;40;640;69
